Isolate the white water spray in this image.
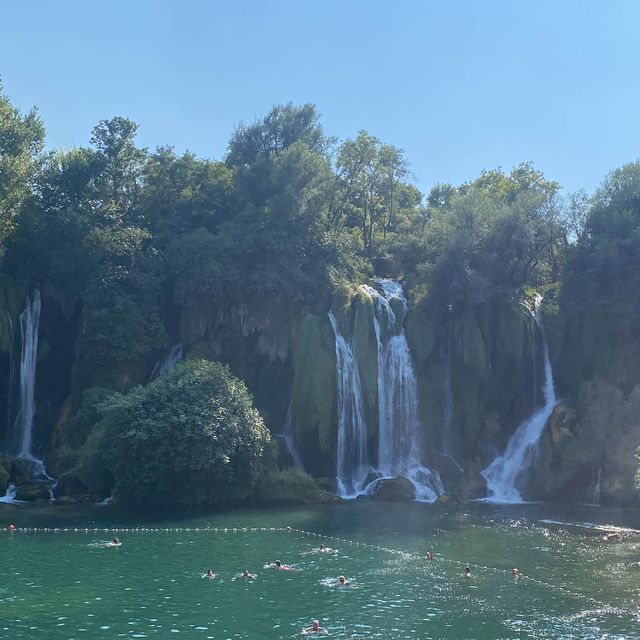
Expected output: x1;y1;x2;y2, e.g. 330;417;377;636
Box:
328;311;372;498
0;483;20;504
363;280;443;502
481;298;557;503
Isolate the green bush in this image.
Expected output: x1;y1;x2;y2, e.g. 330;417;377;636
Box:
252;468;324;504
96;359;270;506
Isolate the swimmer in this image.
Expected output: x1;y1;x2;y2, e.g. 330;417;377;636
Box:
302;619;328;635
241;569;256;580
286;526;293;533
105;537;121;547
274;560;293;571
7;523;15;533
512;568;520;576
426;549;433;562
202;569;216;579
338;575;351;587
603;532;623;543
462;565;471;578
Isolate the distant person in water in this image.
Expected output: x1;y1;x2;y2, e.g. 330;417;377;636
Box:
427;549;433;562
105;537;121;547
338;575;351;586
242;569;256;579
512;568;520;576
463;565;471;578
275;560;292;571
302;619;328;635
202;569;216;579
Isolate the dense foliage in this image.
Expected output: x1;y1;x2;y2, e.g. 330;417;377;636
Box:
86;360;270;506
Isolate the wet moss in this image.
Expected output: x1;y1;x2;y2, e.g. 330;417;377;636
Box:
291;313;336;476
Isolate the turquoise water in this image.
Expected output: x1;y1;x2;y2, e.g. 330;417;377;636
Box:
1;501;640;639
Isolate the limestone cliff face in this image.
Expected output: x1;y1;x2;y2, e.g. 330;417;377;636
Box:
4;278;640;506
407;296;541;496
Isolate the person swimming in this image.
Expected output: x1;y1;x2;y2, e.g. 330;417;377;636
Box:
241;569;256;579
302;619;328;635
512;568;520;576
275;560;292;571
202;569;216;579
463;565;471;578
338;575;351;586
105;537;121;547
426;549;433;562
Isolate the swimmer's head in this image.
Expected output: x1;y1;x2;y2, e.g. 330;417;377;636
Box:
319;544;325;550
312;620;320;630
275;560;282;567
339;575;346;584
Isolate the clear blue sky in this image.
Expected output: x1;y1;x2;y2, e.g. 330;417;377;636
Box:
1;0;639;195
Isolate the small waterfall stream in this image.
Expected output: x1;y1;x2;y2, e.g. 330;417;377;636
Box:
149;343;183;382
15;290;41;458
481;298;557;503
7;290;56;497
328;311;372;498
277;404;303;469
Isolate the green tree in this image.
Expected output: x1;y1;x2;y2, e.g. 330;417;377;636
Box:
95;359;270;506
0;83;45;250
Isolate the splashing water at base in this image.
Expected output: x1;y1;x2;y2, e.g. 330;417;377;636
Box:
481;297;557;503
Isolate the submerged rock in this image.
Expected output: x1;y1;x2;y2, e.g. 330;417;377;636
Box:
369;476;416;501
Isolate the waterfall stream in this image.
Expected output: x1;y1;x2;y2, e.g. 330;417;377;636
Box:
11;290;56;495
149;343;183;382
329;281;443;502
481;298;557;503
15;290;41;458
277;403;303;469
328;310;372;498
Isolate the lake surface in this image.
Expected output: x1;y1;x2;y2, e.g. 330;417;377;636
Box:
1;500;640;639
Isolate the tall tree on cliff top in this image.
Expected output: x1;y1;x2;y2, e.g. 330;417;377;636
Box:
331;131;419;266
0;83;44;253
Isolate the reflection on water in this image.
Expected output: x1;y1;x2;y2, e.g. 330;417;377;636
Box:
1;501;640;638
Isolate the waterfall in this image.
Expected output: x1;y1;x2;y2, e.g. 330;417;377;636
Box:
12;290;56;493
481;298;557;503
0;483;19;504
328;311;371;498
277;403;304;469
364;280;443;502
149;343;183;382
15;290;41;458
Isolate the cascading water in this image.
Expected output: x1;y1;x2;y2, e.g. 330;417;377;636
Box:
15;290;41;458
328;311;372;498
10;290;56;495
363;280;444;502
149;343;183;382
481;297;557;503
277;403;303;469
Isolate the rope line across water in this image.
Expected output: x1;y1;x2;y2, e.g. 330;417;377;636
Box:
4;524;634;618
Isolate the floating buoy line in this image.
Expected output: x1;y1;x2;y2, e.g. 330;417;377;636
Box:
3;523;636;619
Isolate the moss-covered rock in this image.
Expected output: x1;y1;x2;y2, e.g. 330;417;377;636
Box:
291;313;336;475
369;476;416;501
251;468;338;504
